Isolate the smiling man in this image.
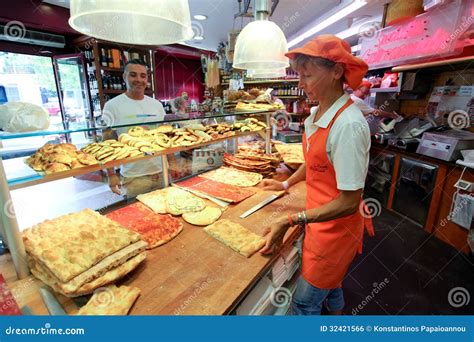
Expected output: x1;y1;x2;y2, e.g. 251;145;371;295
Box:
103;59;165;198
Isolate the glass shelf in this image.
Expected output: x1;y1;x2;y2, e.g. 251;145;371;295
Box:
5;129;266;190
0;111;272;140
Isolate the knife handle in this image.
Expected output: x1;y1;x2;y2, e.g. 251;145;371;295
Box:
274;190;286;198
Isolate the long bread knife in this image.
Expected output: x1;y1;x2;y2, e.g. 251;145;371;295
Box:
240;191;286;219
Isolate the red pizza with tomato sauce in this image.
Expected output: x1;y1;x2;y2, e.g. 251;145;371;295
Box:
106;203;183;249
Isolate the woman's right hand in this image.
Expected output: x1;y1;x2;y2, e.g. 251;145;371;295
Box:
261;179;285;191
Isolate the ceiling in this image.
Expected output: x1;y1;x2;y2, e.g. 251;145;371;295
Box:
43;0;386;51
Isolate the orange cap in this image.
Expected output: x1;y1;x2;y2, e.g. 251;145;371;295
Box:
285;34;368;90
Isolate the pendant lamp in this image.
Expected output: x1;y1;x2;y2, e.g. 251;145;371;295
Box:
233;0;289;70
68;0;193;45
247;68;287;79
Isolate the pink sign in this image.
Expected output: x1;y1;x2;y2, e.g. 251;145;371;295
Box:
360;0;472;69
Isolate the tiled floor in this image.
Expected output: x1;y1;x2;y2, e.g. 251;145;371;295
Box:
343;209;473;315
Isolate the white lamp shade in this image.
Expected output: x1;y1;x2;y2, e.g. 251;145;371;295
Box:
68;0;193;45
247;68;286;79
233;20;289;70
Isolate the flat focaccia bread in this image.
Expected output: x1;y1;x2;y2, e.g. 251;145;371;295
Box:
28;240;146;294
200;167;263;187
77;285;140;315
136;188;170;214
182;206;222;226
203;219;265;257
137;187;205;216
274;143;304;164
22;209;141;283
30;252;146;297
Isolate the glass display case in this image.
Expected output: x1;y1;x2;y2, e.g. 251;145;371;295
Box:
0;110;273;279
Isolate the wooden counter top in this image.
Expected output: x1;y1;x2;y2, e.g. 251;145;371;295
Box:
7;167;307;315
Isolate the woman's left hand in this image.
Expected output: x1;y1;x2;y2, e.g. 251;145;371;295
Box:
259;217;290;255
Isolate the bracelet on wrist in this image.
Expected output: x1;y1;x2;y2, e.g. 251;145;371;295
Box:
287;213;294;226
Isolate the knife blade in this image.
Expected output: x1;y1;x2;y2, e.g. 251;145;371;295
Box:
240;191;286;219
39;286;66;315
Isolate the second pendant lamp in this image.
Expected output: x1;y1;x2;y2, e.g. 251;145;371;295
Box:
233;0;289;71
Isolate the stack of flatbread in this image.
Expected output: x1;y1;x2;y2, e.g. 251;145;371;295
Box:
22;209;147;297
223;153;277;177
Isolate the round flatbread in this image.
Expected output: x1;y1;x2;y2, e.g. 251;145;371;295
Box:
182;207;222;226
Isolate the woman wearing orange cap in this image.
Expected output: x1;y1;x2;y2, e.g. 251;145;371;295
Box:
260;35;374;315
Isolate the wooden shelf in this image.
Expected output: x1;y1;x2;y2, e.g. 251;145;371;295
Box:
278;95;303;99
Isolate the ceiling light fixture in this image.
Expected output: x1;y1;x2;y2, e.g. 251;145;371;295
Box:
68;0;193;45
233;0;289;70
193;14;208;21
288;1;367;48
194;36;205;40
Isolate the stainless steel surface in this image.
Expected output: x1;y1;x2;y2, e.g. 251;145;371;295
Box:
392;157;438;226
416;130;474;161
240;193;280;218
39;287;66;315
365;152;395;206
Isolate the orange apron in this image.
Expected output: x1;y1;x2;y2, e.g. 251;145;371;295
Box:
301;99;374;290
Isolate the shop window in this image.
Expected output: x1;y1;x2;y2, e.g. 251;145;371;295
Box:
0;51;60;121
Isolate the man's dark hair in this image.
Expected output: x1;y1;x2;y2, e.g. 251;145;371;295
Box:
124;59;148;71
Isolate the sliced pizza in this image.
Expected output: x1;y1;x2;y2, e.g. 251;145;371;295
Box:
200;167;263;187
106;203;183;249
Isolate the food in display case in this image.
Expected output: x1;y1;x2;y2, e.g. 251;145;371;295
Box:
182;206;222;226
22;209;147;297
223;153;276;177
203;219;265;257
274;143;304;165
234;102;284;112
76;285;140;315
106;202;183;249
25;143;98;174
200;167;263;187
137;187;206;216
175;176;256;203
